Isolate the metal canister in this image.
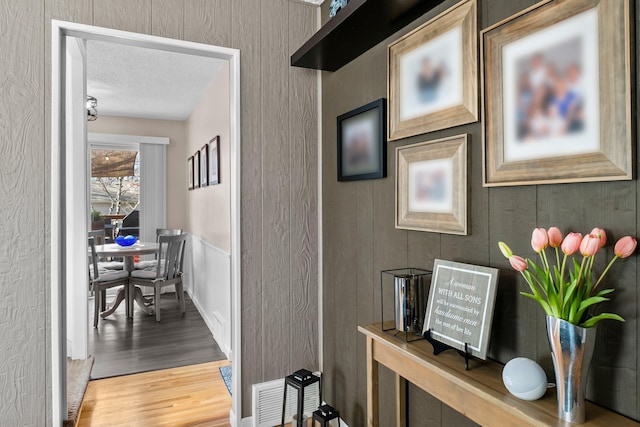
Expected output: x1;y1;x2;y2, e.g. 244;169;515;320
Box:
394;273;428;334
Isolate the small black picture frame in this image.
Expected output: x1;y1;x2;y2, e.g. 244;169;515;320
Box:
200;144;209;188
337;98;386;181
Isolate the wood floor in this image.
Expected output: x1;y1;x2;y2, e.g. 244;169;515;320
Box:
78;361;232;427
89;291;227;379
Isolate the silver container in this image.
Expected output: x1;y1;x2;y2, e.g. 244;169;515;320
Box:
394;273;428;334
546;315;597;424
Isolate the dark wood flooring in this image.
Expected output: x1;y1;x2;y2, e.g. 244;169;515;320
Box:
88;291;227;379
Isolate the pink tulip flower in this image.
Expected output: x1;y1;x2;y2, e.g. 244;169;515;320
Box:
531;228;549;253
580;233;601;257
509;255;528;272
614;236;637;258
590;227;607;248
561;232;582;255
548;227;563;248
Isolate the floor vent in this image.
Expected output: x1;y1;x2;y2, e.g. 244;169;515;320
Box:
252;376;320;427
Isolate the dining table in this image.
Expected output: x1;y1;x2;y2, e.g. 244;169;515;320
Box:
94;242;159;319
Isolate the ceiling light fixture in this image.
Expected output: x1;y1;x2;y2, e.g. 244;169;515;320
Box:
87;95;98;121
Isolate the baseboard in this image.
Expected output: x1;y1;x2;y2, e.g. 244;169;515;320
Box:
241;416;253;427
188;289;231;358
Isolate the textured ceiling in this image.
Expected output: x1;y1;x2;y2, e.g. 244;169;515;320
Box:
86;40;225;121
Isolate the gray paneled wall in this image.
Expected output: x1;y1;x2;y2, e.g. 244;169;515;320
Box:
321;0;640;425
0;0;318;424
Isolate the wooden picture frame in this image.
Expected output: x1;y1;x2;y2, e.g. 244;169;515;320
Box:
209;136;220;185
194;150;201;189
337;98;386;182
187;156;194;190
422;259;499;360
482;0;632;187
396;134;467;235
388;0;477;141
200;144;209;188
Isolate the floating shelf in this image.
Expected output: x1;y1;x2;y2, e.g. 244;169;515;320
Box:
291;0;445;72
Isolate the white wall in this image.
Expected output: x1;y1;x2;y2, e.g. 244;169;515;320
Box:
184;234;232;357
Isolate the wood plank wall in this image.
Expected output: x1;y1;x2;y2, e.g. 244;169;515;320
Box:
321;0;640;425
0;0;318;424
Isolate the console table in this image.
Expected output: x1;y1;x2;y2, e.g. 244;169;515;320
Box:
359;323;639;427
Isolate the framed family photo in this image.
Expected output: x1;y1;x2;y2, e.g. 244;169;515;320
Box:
200;144;209;188
187;156;194;190
209;136;220;185
337;99;386;182
482;0;632;186
388;0;477;141
396;134;468;235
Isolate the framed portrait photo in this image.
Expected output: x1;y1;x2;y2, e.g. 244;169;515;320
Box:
337;98;386;182
388;0;477;141
187;156;194;190
209;136;220;185
200;144;209;188
194;150;201;189
482;0;632;186
396;134;467;235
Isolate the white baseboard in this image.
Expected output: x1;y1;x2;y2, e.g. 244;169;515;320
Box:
241;416;253;427
188;289;232;358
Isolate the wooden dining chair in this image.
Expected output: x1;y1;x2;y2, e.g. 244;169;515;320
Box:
133;228;183;270
88;236;130;327
88;229;124;271
129;233;187;322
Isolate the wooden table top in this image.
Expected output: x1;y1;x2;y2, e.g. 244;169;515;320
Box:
359;323;640;427
93;242;159;257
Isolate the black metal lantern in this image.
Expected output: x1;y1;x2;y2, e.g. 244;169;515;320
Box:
313;404;341;427
281;369;321;427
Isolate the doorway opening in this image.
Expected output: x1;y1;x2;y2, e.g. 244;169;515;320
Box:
51;20;242;425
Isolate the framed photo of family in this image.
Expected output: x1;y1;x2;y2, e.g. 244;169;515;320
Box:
396;134;468;235
337;99;386;181
482;0;632;186
388;0;477;141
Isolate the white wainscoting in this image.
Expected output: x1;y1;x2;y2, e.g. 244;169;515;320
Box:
184;234;232;358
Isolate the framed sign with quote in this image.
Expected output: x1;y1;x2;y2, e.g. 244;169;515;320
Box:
422;259;499;360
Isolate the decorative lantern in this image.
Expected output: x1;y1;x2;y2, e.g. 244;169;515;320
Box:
281;369;321;427
313;404;341;427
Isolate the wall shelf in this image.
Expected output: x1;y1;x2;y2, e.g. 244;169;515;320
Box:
291;0;445;72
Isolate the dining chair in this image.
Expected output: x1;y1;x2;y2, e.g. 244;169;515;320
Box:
88;236;130;327
134;228;184;270
129;233;187;322
88;229;124;271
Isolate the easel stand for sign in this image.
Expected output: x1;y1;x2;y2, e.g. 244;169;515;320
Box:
424;329;472;370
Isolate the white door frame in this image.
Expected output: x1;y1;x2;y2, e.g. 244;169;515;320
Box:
51;20;242;426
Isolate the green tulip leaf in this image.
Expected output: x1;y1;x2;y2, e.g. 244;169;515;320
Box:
580;313;625;328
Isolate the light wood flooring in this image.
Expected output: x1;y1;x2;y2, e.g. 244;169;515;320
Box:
78;361;232;427
89;291;227;379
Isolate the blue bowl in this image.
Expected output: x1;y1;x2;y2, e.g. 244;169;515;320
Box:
115;235;137;247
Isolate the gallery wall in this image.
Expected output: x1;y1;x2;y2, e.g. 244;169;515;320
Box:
321;0;640;425
185;61;231;252
0;0;318;424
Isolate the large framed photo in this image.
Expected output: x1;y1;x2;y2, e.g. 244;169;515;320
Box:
194;150;201;189
422;259;499;360
396;134;467;235
187;156;194;190
209;136;220;185
482;0;632;186
337;98;386;182
388;0;477;141
200;144;209;188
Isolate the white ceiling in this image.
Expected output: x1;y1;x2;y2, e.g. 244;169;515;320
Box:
86;40;226;121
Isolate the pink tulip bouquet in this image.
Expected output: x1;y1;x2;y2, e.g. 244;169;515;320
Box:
499;227;637;328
